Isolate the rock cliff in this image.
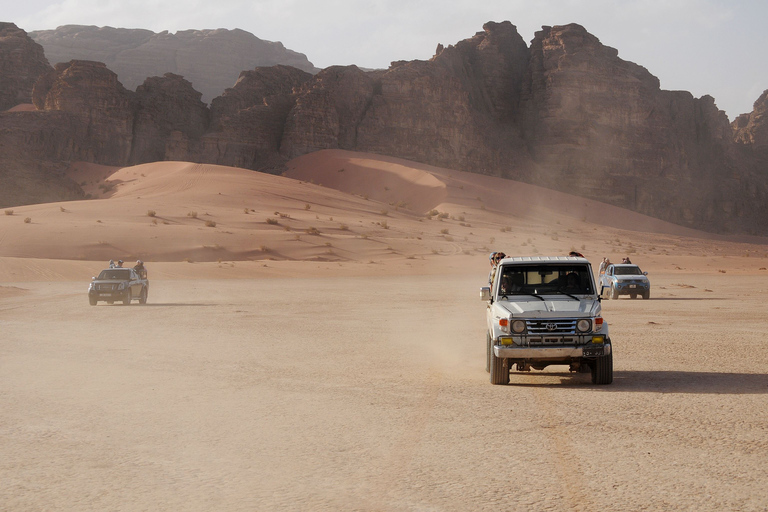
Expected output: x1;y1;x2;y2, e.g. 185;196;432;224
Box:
3;21;768;235
733;90;768;152
29;25;319;103
0;23;52;110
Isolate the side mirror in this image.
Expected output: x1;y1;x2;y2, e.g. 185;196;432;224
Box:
643;271;648;275
480;286;491;301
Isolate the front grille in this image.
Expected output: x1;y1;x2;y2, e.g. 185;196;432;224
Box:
96;283;117;291
526;319;577;335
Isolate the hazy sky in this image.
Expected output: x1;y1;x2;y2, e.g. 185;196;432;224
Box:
7;0;767;120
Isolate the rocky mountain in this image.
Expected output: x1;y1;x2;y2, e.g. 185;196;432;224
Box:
0;22;52;111
28;25;320;103
2;21;768;235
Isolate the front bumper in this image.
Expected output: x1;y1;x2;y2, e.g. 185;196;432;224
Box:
615;282;649;294
494;341;611;359
88;289;130;301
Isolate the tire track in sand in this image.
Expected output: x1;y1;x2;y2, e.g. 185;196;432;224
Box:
532;385;594;510
368;369;443;508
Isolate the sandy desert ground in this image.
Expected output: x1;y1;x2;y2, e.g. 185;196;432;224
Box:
1;150;768;510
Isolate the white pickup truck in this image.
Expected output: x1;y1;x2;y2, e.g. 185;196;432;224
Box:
480;256;613;385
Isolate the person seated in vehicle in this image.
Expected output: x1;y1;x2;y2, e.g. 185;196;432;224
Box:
134;260;147;279
499;272;524;295
488;251;506;286
560;272;582;293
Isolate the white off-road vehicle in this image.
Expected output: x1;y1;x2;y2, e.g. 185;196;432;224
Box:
480;256;613;385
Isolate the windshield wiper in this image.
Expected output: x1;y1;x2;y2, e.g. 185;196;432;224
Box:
499;293;545;301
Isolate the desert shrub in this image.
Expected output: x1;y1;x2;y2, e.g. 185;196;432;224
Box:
188;211;198;218
440;228;449;234
266;218;279;225
260;246;270;252
243;208;249;214
339;223;349;231
147;210;156;217
4;210;13;215
380;209;389;216
205;220;216;227
304;203;311;210
60;206;67;212
305;226;321;235
381;220;389;229
24;217;31;223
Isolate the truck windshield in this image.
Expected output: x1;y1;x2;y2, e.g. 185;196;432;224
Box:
98;269;130;280
496;265;594;296
615;266;642;275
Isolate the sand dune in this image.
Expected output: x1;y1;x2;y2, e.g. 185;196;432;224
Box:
1;150;766;282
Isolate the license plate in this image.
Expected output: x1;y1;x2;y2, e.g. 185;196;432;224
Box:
629;284;637;288
99;293;111;297
583;346;604;357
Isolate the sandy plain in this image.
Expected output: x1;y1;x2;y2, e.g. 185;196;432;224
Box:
1;150;767;511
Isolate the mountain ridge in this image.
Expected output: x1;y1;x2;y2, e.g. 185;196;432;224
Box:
1;21;767;235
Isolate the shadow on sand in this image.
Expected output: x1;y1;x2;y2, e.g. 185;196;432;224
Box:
508;370;768;394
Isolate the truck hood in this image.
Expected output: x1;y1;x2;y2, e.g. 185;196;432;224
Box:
499;297;600;317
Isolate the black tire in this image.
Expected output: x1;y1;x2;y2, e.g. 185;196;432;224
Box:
591;348;613;385
642;291;650;300
123;290;131;305
489;345;509;385
139;287;148;305
611;285;619;300
89;296;97;306
486;332;491;373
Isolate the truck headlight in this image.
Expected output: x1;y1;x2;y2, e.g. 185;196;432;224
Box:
511;320;526;333
576;319;591;332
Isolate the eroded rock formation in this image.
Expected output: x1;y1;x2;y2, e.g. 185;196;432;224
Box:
0;23;52;110
29;25;319;103
2;21;768;235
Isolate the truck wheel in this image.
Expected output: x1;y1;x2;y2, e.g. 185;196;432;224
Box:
486;332;491;373
610;285;619;300
123;290;131;305
591;349;613;385
642;291;650;300
139;287;148;305
89;296;97;306
489;346;509;385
